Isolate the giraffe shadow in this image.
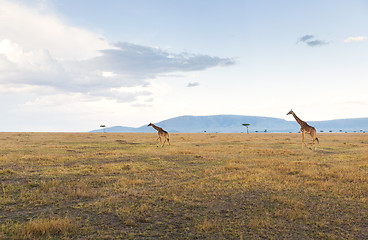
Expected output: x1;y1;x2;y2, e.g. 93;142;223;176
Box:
313;148;340;154
115;140;139;145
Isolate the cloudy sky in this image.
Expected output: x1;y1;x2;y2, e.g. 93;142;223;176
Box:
1;0;367;131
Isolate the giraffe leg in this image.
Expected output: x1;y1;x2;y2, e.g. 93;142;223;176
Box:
311;132;318;150
162;138;166;147
302;131;306;148
164;133;170;146
310;134;315;150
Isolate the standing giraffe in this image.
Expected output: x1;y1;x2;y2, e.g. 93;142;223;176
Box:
287;110;319;148
148;123;170;147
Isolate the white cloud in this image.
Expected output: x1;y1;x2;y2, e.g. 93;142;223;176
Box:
0;0;236;131
0;0;111;60
0;39;63;79
0;0;234;104
344;36;366;43
102;71;117;78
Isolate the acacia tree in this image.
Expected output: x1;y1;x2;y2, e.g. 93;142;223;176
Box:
242;124;250;134
100;125;106;133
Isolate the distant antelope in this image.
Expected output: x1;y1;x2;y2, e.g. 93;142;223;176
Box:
148;123;170;147
287;110;319;148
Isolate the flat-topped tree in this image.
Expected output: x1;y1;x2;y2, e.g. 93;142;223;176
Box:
100;125;106;133
242;124;250;134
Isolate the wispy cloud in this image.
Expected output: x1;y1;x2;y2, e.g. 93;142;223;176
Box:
186;82;200;87
305;40;328;47
86;42;235;81
298;35;314;42
344;36;366;43
298;35;328;47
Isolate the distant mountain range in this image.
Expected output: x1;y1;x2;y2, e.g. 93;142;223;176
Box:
90;115;368;133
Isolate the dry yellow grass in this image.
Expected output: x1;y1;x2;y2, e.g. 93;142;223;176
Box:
0;132;367;239
2;215;79;239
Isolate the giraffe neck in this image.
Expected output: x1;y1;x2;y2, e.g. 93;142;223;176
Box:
291;112;306;127
150;124;161;132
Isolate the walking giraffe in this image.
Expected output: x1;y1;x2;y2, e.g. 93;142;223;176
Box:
287;110;319;148
148;123;170;147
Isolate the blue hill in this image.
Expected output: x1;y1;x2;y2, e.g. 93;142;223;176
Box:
91;115;368;133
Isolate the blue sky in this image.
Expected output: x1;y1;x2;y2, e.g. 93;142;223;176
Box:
0;0;367;131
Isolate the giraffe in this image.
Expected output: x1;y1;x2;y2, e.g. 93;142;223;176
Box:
148;123;170;147
287;110;319;148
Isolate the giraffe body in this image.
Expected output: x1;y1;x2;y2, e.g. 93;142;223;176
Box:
287;110;319;148
148;123;170;147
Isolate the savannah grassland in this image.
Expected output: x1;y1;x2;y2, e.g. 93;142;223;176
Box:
0;132;367;239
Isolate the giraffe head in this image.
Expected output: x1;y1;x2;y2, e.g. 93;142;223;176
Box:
147;123;153;127
287;109;294;115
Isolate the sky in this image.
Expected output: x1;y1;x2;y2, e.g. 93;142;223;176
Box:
0;0;367;132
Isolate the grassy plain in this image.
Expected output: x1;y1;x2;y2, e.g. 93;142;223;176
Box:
0;132;367;239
